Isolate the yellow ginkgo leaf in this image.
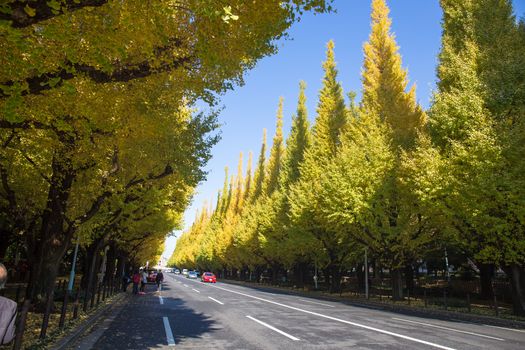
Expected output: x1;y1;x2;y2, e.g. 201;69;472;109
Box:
24;5;36;17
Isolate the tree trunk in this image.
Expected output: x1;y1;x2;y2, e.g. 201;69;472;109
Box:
103;245;116;284
504;264;525;316
87;252;100;299
26;257;61;311
391;268;404;300
321;267;329;288
25;152;76;302
405;264;415;296
293;262;307;288
271;264;279;285
115;254;126;281
0;228;14;259
356;263;365;292
479;263;495;299
329;264;342;294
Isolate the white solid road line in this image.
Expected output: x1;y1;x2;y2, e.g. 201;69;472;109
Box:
392;317;505;341
163;316;176;346
485;325;525;333
246;315;300;341
159;296;164;305
298;298;335;308
208;296;224;305
201;283;458;350
192;288;201;293
183;284;189;287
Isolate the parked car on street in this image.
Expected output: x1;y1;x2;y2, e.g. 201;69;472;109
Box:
201;272;216;283
182;269;188;276
174;268;180;274
187;271;198;279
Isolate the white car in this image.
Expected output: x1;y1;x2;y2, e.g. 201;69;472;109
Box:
182;269;188;276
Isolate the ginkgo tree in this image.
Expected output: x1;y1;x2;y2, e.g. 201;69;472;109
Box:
0;0;333;301
289;40;348;293
170;0;525;315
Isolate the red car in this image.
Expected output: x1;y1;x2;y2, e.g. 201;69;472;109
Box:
201;272;216;283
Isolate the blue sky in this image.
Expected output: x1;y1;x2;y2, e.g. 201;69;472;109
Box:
161;0;525;262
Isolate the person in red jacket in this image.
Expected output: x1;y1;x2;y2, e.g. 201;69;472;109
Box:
132;271;141;295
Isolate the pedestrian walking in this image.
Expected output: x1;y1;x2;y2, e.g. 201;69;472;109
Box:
122;272;131;292
132;271;141;295
155;270;164;291
140;269;148;293
0;263;17;345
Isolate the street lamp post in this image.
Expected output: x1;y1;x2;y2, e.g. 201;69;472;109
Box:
313;261;318;290
444;247;450;282
68;236;80;292
365;248;369;299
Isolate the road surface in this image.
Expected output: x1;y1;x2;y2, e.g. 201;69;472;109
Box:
74;273;525;349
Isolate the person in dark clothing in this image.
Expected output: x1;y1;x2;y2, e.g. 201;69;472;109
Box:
155;270;164;291
0;263;17;345
121;272;131;292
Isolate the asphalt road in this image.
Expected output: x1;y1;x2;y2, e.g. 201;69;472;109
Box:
77;273;525;349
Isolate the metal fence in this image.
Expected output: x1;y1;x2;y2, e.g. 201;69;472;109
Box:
0;277;120;350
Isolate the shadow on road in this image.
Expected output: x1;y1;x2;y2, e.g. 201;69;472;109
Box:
92;284;219;349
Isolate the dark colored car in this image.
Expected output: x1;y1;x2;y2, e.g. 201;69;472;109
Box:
201;272;217;283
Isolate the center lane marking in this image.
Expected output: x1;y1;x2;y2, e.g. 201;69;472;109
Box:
187;281;458;350
159;296;164;305
162;316;176;346
392;317;504;341
246;315;300;341
208;296;224;305
192;288;201;293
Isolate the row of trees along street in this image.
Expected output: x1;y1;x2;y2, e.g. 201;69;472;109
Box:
0;0;333;313
170;0;525;316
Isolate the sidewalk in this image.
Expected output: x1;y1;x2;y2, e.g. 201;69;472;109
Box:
51;292;129;350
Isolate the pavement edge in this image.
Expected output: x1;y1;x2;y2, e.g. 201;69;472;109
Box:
51;292;129;350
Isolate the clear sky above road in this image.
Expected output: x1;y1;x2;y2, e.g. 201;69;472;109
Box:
161;0;525;263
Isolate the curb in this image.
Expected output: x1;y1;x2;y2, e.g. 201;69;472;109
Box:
51;293;129;350
221;279;525;329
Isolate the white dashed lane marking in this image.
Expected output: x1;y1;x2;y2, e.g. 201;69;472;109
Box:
162;316;175;346
208;297;224;305
246;315;300;341
392;318;504;341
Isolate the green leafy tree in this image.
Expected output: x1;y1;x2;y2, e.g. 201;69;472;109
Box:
358;0;428;299
419;0;525;314
264;98;285;196
289;40;347;292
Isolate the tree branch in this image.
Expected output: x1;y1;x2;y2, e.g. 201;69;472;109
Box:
0;0;109;28
2;130;17;148
72;163;173;227
0;119;49;130
1;50;191;98
18;150;52;184
125;164;173;189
